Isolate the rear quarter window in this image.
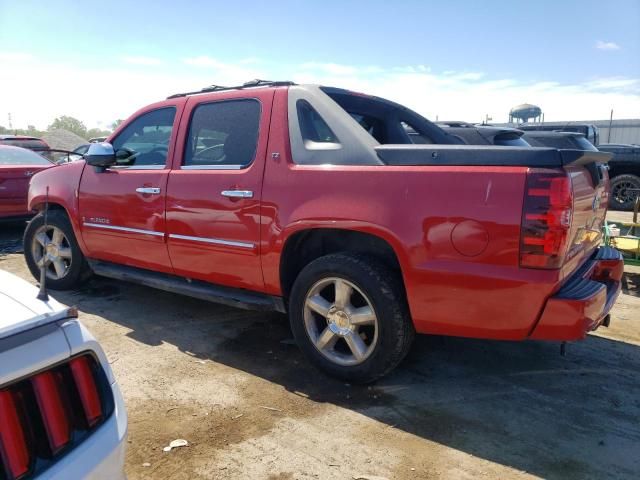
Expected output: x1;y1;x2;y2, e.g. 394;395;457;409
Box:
297;100;340;146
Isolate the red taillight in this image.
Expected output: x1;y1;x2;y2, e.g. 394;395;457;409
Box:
0;354;110;479
520;169;573;269
0;390;30;480
69;357;103;427
31;372;71;455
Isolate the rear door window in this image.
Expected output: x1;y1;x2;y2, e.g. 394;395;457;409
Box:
183;99;261;168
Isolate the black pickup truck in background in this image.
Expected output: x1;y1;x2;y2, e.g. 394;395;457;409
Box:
518;123;600;147
522;131;597;151
523;131;640;210
437;123;639;211
598;143;640;210
510;124;639;210
434;122;531;147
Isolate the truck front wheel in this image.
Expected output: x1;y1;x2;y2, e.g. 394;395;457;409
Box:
23;211;89;290
289;253;414;383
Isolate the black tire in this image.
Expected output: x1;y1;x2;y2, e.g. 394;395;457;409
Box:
23;210;90;290
609;174;640;211
289;253;414;383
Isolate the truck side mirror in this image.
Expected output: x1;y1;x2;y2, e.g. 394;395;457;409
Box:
85;142;116;170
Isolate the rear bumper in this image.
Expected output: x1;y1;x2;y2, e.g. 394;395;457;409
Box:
529;246;624;340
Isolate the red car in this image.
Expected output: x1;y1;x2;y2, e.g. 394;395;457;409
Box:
0;145;54;219
23;81;622;382
0;135;50;153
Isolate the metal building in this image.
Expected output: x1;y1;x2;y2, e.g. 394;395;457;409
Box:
588;119;640;145
497;118;640;145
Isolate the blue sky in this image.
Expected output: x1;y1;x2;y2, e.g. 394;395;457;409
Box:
1;0;638;128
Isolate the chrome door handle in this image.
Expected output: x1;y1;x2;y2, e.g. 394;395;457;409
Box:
136;187;161;195
221;190;253;198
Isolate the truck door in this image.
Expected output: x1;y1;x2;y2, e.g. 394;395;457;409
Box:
78;105;181;273
165;89;274;290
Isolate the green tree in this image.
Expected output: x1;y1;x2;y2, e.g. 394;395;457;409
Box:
25;125;44;137
86;127;111;140
110;119;124;131
48;115;88;138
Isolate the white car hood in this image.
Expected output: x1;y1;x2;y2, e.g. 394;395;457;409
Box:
0;269;71;339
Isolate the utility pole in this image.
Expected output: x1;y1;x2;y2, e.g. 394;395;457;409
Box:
8;113;13;131
608;109;613;143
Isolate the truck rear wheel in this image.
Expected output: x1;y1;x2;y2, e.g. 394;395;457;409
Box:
609;174;640;211
289;253;414;383
23;211;89;290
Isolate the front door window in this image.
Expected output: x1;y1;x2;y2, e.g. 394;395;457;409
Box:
111;107;176;168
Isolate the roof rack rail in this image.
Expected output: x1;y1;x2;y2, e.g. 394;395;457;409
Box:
167;79;295;99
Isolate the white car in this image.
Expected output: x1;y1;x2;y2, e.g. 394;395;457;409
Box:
0;270;127;479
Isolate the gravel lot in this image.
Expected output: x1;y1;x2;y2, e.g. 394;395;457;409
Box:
1;215;639;480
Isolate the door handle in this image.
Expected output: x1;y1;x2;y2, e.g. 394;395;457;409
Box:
221;190;253;199
136;187;161;195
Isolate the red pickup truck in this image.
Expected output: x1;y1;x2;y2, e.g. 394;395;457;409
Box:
24;80;623;382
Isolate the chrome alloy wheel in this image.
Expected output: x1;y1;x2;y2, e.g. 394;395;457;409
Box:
303;277;379;366
31;225;72;280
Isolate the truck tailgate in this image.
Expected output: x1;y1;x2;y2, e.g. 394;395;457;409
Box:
560;150;611;279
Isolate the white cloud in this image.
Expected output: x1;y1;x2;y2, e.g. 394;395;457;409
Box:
584;77;638;90
183;55;223;68
596;40;621;51
290;63;639;123
0;51;34;62
300;62;384;76
0;55;638;130
123;56;163;66
393;65;431;74
182;56;263;84
237;57;261;65
449;72;485;81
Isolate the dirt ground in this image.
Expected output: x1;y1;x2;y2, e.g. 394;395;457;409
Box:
1;215;639;480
